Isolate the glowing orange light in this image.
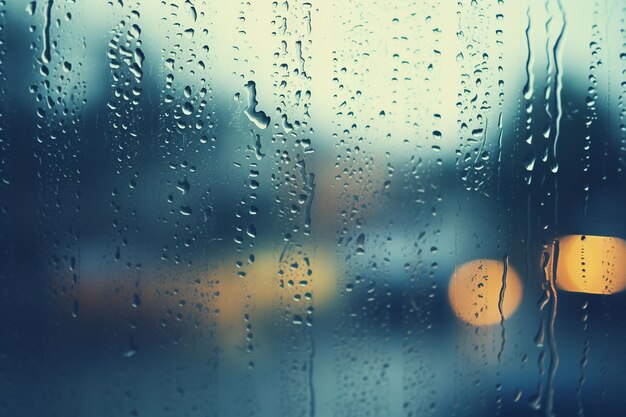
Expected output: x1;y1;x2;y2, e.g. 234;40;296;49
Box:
205;246;337;337
448;259;523;326
555;235;626;295
67;246;337;344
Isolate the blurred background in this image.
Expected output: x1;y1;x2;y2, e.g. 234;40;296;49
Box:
0;0;625;416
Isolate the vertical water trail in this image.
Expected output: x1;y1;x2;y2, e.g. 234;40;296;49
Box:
497;116;504;195
524;5;534;288
583;1;602;216
530;251;551;411
618;12;626;180
552;0;567;227
552;0;567;160
546;240;560;417
525;193;532;287
576;301;589;417
495;6;506;389
300;161;317;417
42;0;54;64
523;5;535;102
543;0;554;121
496;0;505;197
497;255;509;363
576;341;589;417
601;0;608;194
299;162;316;235
308;330;316;417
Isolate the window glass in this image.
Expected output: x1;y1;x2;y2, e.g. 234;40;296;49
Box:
0;1;625;416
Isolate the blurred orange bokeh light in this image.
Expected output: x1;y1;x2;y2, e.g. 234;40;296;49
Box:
556;235;626;295
448;259;523;326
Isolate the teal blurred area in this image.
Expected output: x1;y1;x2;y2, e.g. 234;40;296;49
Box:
0;1;625;416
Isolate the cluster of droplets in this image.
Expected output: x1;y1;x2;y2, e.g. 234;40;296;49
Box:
527;241;559;417
493;1;507;413
452;2;516;416
535;0;566;233
107;2;143;266
265;3;321;416
267;1;316;245
454;0;497;194
522;3;536;185
392;3;448;417
161;0;214;141
27;0;84;320
156;0;217;269
518;2;567;414
105;1;147;375
328;2;406;415
229;3;263;388
617;9;626;180
583;2;603;215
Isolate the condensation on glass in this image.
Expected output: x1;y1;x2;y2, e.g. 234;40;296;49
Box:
0;1;625;416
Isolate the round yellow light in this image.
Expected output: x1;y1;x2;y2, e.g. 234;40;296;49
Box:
448;259;523;326
556;235;626;295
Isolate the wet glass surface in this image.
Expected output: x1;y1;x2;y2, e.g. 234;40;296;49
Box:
0;1;625;416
